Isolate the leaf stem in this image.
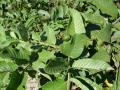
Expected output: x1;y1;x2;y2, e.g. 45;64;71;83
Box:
67;57;71;90
31;41;59;51
67;73;70;90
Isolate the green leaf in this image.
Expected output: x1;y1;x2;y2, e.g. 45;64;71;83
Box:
115;67;120;90
91;47;110;62
0;39;18;50
91;24;111;43
111;67;120;90
42;79;67;90
6;47;30;61
25;15;37;28
111;31;120;42
70;78;89;90
115;53;120;62
83;10;106;25
58;5;64;19
44;57;68;74
76;77;102;90
0;25;6;42
18;72;28;90
32;32;40;41
43;24;56;45
0;58;18;73
67;8;85;36
32;61;46;71
114;22;120;30
99;24;111;42
61;34;89;58
6;70;24;90
39;71;52;81
38;50;55;63
72;59;113;71
0;72;10;89
17;23;29;41
91;0;118;18
32;50;55;71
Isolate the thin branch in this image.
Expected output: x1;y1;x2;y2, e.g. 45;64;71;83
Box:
112;17;120;25
31;41;59;51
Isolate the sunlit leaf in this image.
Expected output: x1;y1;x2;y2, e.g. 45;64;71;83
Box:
61;34;89;58
42;79;67;90
91;0;118;18
67;8;85;36
72;59;113;71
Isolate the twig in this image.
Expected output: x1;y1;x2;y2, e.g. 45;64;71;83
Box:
67;57;71;90
112;17;120;25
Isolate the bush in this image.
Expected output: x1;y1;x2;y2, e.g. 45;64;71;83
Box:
0;0;120;90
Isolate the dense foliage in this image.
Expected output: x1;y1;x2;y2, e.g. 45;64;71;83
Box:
0;0;120;90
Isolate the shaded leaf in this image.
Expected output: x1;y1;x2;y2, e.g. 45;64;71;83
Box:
70;78;89;90
18;72;28;90
17;23;29;41
44;57;68;74
6;70;24;90
77;77;102;90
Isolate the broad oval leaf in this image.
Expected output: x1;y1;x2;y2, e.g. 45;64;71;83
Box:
72;59;113;71
99;24;111;42
44;57;68;74
61;34;89;58
91;0;118;18
91;24;111;44
83;10;106;25
42;79;67;90
67;8;85;36
91;47;110;62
